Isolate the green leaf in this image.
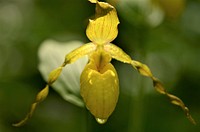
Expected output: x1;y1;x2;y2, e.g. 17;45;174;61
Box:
38;40;88;107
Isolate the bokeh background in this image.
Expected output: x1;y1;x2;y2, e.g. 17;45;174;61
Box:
0;0;200;131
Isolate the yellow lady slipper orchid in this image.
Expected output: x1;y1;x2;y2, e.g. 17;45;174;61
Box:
13;0;196;126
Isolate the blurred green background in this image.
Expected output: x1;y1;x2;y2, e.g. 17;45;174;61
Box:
0;0;200;131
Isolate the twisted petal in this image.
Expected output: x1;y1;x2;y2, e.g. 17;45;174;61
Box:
131;60;196;125
105;43;196;125
86;1;119;44
13;85;49;127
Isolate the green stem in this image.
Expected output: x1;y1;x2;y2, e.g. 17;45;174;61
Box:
128;75;146;132
80;108;90;132
128;29;148;131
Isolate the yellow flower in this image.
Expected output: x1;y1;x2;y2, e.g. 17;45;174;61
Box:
13;0;196;126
